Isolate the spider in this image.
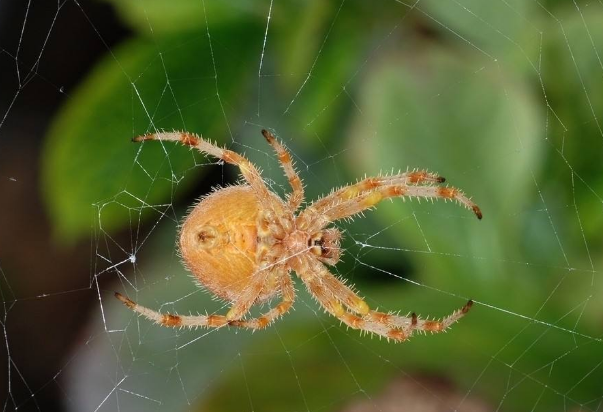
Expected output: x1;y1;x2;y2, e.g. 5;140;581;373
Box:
115;129;481;341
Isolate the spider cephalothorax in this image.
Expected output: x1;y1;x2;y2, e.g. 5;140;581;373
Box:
116;129;480;341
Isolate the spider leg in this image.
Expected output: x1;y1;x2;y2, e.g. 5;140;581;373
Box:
297;268;410;341
261;129;305;211
115;269;270;329
115;271;294;331
300;181;481;232
294;257;472;342
229;274;295;330
133;131;287;221
224;267;274;321
305;170;445;219
115;292;230;328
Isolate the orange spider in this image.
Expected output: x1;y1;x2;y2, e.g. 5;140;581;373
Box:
116;129;481;341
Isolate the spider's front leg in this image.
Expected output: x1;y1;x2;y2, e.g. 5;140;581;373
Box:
300;180;481;233
295;257;472;342
304;170;446;217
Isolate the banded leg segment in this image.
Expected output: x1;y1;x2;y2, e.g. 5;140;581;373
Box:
301;183;482;232
405;300;473;333
295;257;472;342
115;275;296;331
299;274;411;341
300;170;445;226
115;265;269;329
303;257;370;315
261;129;305;211
134;131;286;219
225;267;273;321
115;292;229;328
228;275;296;330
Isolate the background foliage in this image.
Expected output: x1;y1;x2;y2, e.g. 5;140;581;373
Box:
33;1;603;411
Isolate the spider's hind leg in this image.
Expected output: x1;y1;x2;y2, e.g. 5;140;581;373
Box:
115;292;229;328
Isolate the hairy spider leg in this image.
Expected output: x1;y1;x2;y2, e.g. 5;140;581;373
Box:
115;269;296;330
115;292;229;328
302;170;445;218
261;129;305;212
225;266;274;321
133;131;289;228
228;274;296;329
300;182;482;233
297;264;410;341
295;256;472;342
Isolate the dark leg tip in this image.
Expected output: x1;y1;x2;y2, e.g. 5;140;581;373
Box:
462;300;474;313
472;205;483;220
261;129;274;142
132;135;149;143
437;176;446;183
115;292;135;308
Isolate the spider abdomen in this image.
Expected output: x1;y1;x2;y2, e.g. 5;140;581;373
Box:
179;185;266;302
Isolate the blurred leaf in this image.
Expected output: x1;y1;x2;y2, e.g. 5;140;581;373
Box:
101;0;259;35
421;0;541;69
42;24;260;243
346;44;543;292
195;284;603;412
271;2;382;141
541;5;603;249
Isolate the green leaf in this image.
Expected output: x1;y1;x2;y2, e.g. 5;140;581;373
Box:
101;0;259;36
42;25;260;243
541;5;603;249
179;254;603;412
194;283;603;412
421;0;540;68
346;45;543;287
270;2;380;142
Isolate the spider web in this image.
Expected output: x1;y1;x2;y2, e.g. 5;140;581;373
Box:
1;0;603;411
